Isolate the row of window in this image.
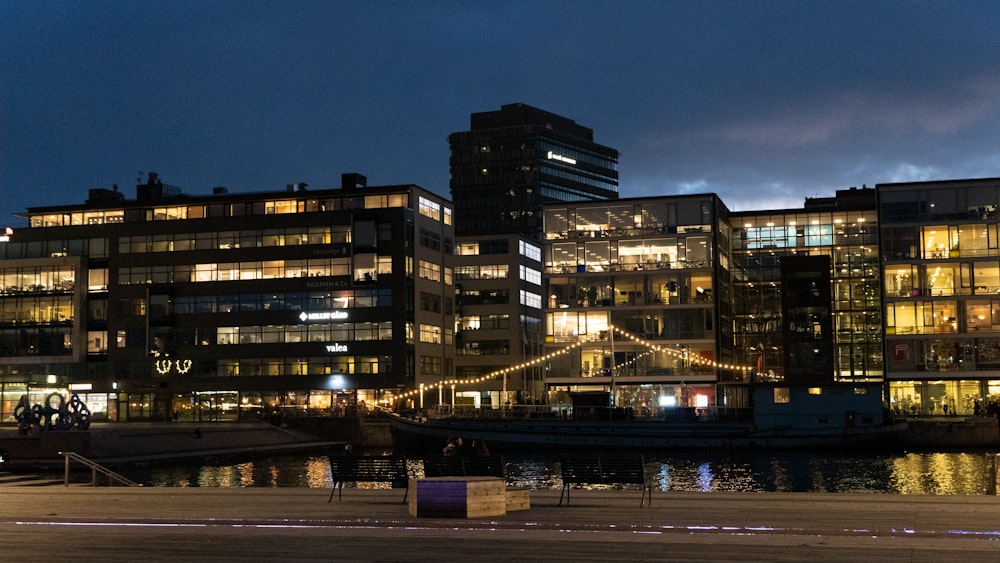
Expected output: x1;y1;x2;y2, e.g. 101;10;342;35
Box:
884;262;1000;298
885;337;1000;372
537;165;620;193
30;210;125;227
736;224;877;249
547;309;714;341
457;289;509;305
171;290;394;314
28;193;420;228
68;356;395;378
417;260;453;283
0;266;77;295
116;256;395;285
548;274;713;308
455;264;509;280
0;296;73;324
418;291;453;314
0;237;106;260
883;224;1000;260
546;236;713;271
418;324;454;345
519;240;542;261
88;322;404;354
520;265;542;286
215;323;394;344
880;184;1000;223
217;356;392;376
119;226;352;253
418;196;454;225
544;200;713;235
456;239;513;256
520;290;542;309
456;340;511;356
886;299;1000;335
458;314;510;331
0;327;72;355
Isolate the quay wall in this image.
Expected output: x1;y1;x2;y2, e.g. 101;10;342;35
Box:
902;417;1000;448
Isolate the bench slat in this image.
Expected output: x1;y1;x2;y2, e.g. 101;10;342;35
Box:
422;455;505;478
328;455;410;503
558;456;652;507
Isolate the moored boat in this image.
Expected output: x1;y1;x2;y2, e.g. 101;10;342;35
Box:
389;382;908;453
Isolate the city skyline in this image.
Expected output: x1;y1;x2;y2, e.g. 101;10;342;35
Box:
3;1;1000;226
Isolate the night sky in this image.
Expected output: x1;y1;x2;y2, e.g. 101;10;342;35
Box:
2;1;1000;227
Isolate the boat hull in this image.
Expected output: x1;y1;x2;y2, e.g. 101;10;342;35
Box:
387;413;907;453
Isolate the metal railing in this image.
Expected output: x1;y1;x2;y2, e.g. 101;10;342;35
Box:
58;451;141;487
989;453;1000;495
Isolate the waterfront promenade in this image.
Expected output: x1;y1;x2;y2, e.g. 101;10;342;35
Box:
2;486;1000;562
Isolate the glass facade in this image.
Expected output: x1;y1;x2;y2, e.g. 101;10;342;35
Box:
540;195;737;411
731;196;882;383
880;178;1000;414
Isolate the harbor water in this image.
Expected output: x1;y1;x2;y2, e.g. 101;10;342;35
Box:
120;449;1000;495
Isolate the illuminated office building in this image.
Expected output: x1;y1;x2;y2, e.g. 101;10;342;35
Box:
452;234;546;407
540;195;741;411
730;188;882;385
879;177;1000;415
0;173;454;422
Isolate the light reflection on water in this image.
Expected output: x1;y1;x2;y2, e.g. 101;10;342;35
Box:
125;450;999;495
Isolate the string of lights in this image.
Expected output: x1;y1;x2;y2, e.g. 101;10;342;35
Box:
380;325;752;406
378;340;589;405
609;325;753;373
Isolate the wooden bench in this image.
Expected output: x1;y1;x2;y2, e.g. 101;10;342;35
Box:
421;455;506;478
328;455;410;503
558;456;653;507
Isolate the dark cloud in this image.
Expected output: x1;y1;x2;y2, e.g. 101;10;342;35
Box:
2;1;999;224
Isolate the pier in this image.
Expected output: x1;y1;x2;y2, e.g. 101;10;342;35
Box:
2;487;1000;561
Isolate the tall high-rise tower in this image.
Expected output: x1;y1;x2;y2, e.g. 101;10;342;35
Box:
449;103;619;238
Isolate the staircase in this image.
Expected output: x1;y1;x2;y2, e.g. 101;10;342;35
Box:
0;470;70;487
0;452;139;488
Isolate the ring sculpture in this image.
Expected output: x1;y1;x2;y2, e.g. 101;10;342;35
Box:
13;393;92;435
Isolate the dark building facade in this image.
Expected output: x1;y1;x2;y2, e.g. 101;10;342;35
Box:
449;103;619;239
450;104;619;408
0;174;454;422
780;254;834;384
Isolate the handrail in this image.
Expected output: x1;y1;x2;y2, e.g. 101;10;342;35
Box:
59;451;141;487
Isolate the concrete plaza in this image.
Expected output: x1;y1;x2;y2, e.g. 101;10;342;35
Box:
2;486;999;562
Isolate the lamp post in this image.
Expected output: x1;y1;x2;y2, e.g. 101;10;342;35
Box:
609;326;616;407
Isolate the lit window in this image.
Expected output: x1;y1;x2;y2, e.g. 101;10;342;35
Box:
418;196;441;221
419;324;442;344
